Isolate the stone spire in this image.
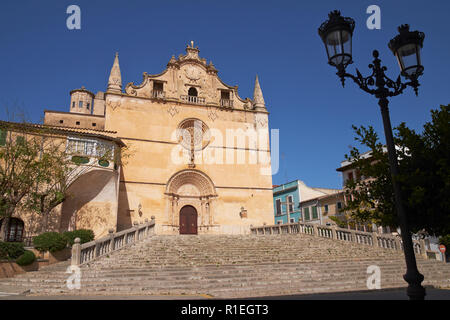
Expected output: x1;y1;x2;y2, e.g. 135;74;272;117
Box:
253;75;266;111
107;52;122;93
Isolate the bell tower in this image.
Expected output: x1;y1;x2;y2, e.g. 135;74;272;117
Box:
69;86;95;114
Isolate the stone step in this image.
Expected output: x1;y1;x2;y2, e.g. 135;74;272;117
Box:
4;264;448;286
9;260;447;280
1;234;447;298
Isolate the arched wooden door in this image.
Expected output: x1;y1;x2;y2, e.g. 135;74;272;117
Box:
179;205;197;235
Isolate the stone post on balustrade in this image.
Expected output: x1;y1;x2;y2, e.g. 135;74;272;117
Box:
331;226;337;239
350;230;357;243
419;238;428;259
95;239;100;258
150;216;156;234
108;228;115;252
372;232;378;247
71;237;81;266
144;219;149;237
312;224;318;237
394;235;402;251
133;221;139;242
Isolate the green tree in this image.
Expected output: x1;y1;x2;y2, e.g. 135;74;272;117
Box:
343;105;450;236
0;120;127;236
0;123;44;219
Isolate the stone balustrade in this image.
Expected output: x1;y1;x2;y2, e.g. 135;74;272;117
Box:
180;95;206;105
220;99;233;108
250;222;433;259
71;217;155;266
152;90;165;99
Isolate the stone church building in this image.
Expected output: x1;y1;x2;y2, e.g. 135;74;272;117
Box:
5;42;274;239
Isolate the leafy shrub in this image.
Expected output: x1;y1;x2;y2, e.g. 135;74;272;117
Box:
0;241;25;260
16;250;36;266
32;232;67;253
63;229;95;246
439;235;450;249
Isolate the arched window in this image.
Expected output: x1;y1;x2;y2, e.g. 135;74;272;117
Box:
188;87;198;97
0;218;24;242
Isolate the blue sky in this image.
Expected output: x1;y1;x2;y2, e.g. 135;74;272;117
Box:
0;0;449;189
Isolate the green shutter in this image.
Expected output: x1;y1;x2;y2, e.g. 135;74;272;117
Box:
304;207;310;221
0;129;6;146
312;206;318;219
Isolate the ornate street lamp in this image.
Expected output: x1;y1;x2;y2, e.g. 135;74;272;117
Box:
318;10;426;300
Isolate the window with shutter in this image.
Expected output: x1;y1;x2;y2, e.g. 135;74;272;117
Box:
276;199;281;215
312;206;318;219
287;195;294;213
304;207;310;221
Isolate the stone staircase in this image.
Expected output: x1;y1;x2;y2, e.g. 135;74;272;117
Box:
0;234;449;298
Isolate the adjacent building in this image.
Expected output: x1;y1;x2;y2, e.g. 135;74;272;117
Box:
273;180;341;225
336;149;391;233
299;191;345;226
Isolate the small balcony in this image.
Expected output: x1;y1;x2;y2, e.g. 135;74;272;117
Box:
152;90;165;99
220;99;233;108
180;95;206;105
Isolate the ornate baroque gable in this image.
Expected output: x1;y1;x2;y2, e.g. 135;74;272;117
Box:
124;42;254;111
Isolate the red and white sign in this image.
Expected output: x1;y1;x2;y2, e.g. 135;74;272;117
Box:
439;245;446;253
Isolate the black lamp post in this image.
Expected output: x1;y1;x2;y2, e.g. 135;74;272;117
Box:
318;10;426;300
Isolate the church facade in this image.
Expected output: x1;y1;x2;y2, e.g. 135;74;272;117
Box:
38;42;274;237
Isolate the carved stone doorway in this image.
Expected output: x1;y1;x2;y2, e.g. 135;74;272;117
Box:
179;205;198;235
165;169;217;233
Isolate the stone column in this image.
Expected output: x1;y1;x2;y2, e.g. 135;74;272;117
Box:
200;197;205;227
174;196;179;226
206;200;211;225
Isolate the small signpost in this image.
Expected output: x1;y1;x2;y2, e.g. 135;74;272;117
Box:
439;245;446;263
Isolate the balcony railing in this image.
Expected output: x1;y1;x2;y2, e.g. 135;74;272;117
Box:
180;95;205;105
220;99;233;108
152;90;165;99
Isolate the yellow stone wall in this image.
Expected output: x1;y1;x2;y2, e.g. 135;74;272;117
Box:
9;44;276;239
44;111;105;130
107;93;274;234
